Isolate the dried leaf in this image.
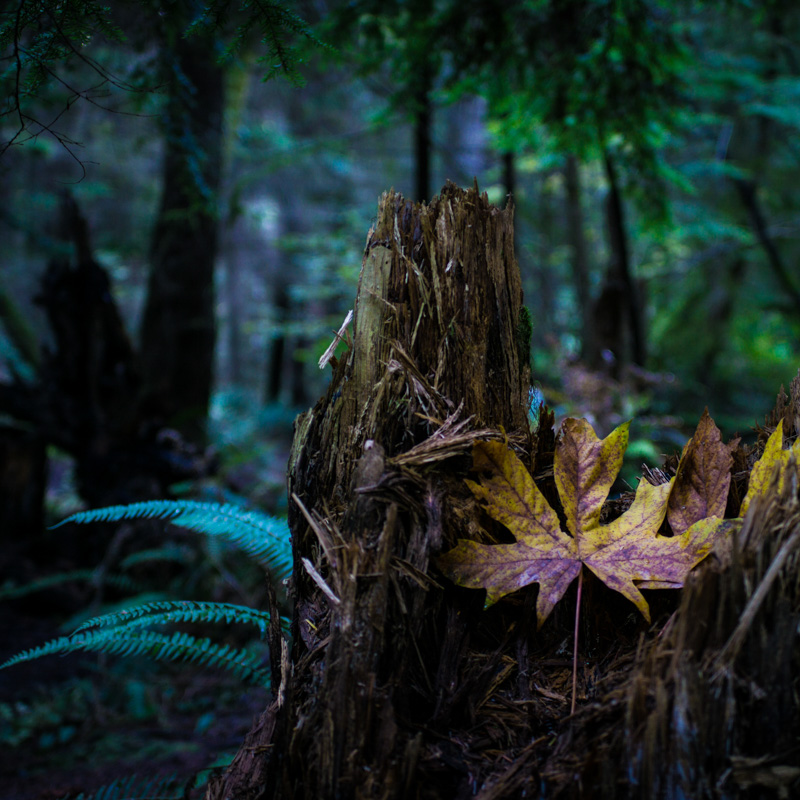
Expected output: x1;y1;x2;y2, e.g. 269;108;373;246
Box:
439;419;723;627
668;409;733;535
740;420;800;516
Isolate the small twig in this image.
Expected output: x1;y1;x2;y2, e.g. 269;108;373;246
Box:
318;308;353;369
301;557;341;607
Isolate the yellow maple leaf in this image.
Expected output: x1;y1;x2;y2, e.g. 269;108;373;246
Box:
740;420;800;516
438;418;728;627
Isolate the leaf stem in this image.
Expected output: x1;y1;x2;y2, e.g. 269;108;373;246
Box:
571;567;583;716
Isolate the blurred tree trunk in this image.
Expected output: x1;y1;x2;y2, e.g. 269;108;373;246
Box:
223;255;244;386
265;282;289;404
0;426;46;540
265;185;310;407
536;170;555;335
564;155;594;363
0;283;39;372
139;4;224;444
0;195;211;542
220;60;255;388
503;151;515;201
413;58;433;202
734;177;800;319
207;182;529;800
699;256;746;379
596;152;645;374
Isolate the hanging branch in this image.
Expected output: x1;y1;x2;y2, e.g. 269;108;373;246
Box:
734;177;800;320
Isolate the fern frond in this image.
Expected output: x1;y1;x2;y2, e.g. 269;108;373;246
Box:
66;772;183;800
73;600;288;636
53;501;293;579
0;570;144;601
119;544;195;570
1;627;269;686
61;592;170;634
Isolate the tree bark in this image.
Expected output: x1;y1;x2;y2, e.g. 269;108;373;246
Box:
207;182;529;799
139;5;224;444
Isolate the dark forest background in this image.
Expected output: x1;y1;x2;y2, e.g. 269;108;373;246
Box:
1;0;799;796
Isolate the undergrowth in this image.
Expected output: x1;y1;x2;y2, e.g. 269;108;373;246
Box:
0;498;293;797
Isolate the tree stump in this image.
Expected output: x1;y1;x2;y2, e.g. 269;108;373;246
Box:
208;182;530;799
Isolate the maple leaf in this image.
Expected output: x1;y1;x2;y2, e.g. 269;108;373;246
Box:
667;409;735;535
438;418;723;627
740;420;800;516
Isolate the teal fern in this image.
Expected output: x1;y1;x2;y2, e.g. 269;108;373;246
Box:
53;500;293;580
119;544;195;570
63;772;184;800
73;599;289;636
0;570;144;601
2;502;289;703
1;626;270;686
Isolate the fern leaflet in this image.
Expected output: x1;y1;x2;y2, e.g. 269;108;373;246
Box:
73;599;288;636
1;627;269;686
53;500;293;580
0;570;144;600
65;772;184;800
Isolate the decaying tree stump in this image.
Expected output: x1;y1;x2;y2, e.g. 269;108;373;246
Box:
209;183;530;799
209;185;800;800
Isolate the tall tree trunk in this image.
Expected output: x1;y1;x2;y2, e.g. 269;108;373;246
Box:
536;170;555;335
265;283;289;404
600;152;645;370
222;255;244;386
699;257;746;379
503;151;515;201
413;65;432;202
207;182;529;799
219;59;255;388
564;155;594;363
139;6;224;443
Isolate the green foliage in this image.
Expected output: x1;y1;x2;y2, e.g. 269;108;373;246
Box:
53;500;293;580
334;0;689;212
0;0;125;98
0;0;321;156
186;0;328;85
